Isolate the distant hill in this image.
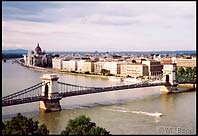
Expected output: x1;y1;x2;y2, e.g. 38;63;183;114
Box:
47;50;196;55
2;49;28;54
2;49;195;55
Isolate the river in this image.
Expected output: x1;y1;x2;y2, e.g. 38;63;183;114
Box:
2;59;196;134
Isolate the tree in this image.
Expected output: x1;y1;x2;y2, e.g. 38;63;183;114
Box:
101;69;110;76
177;67;185;76
89;127;110;135
2;113;49;135
176;67;196;81
61;115;110;135
2;122;5;130
84;71;90;74
185;67;192;78
132;60;136;63
193;67;196;79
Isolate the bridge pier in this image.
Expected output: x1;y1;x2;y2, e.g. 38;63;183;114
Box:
160;84;178;94
39;99;61;112
40;74;62;111
160;63;178;93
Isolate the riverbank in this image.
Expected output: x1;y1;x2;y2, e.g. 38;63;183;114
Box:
15;59;109;79
14;59;196;93
176;83;196;92
15;60;145;83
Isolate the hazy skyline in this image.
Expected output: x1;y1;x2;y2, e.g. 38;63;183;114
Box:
2;1;196;52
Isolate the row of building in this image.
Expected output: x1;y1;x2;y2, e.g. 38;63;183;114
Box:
24;44;196;78
52;57;166;78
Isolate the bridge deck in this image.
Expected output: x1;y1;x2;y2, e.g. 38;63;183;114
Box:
2;96;47;107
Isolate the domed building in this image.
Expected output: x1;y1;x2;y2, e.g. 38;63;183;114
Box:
24;43;52;67
35;43;42;55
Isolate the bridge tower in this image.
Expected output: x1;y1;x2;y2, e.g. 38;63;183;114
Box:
39;74;62;111
160;63;178;93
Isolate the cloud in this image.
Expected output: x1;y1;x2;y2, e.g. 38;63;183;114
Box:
2;1;196;51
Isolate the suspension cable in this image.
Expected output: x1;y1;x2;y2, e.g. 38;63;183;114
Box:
2;82;49;101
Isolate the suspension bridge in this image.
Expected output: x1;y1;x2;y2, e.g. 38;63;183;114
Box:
2;80;168;107
2;64;196;111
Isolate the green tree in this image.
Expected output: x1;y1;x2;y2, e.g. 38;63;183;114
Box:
185;67;192;78
193;67;196;79
89;127;110;135
61;115;110;135
177;67;185;76
2;122;5;130
101;69;110;76
132;60;136;63
177;67;185;81
177;67;196;81
2;113;49;135
84;71;90;74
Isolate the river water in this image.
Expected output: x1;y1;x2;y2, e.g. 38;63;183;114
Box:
2;59;196;134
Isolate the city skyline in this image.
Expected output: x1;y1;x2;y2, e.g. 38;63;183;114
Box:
2;1;196;52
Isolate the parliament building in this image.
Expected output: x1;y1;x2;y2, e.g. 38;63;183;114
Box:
23;43;52;67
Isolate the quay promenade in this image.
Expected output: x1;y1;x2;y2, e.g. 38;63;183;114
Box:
14;59;109;79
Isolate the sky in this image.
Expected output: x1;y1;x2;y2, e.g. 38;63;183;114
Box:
2;1;196;52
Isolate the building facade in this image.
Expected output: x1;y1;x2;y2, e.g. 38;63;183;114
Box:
62;60;76;71
175;58;196;68
52;57;63;69
24;43;52;67
142;60;163;77
103;61;119;75
118;63;149;77
76;60;94;73
94;61;105;74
